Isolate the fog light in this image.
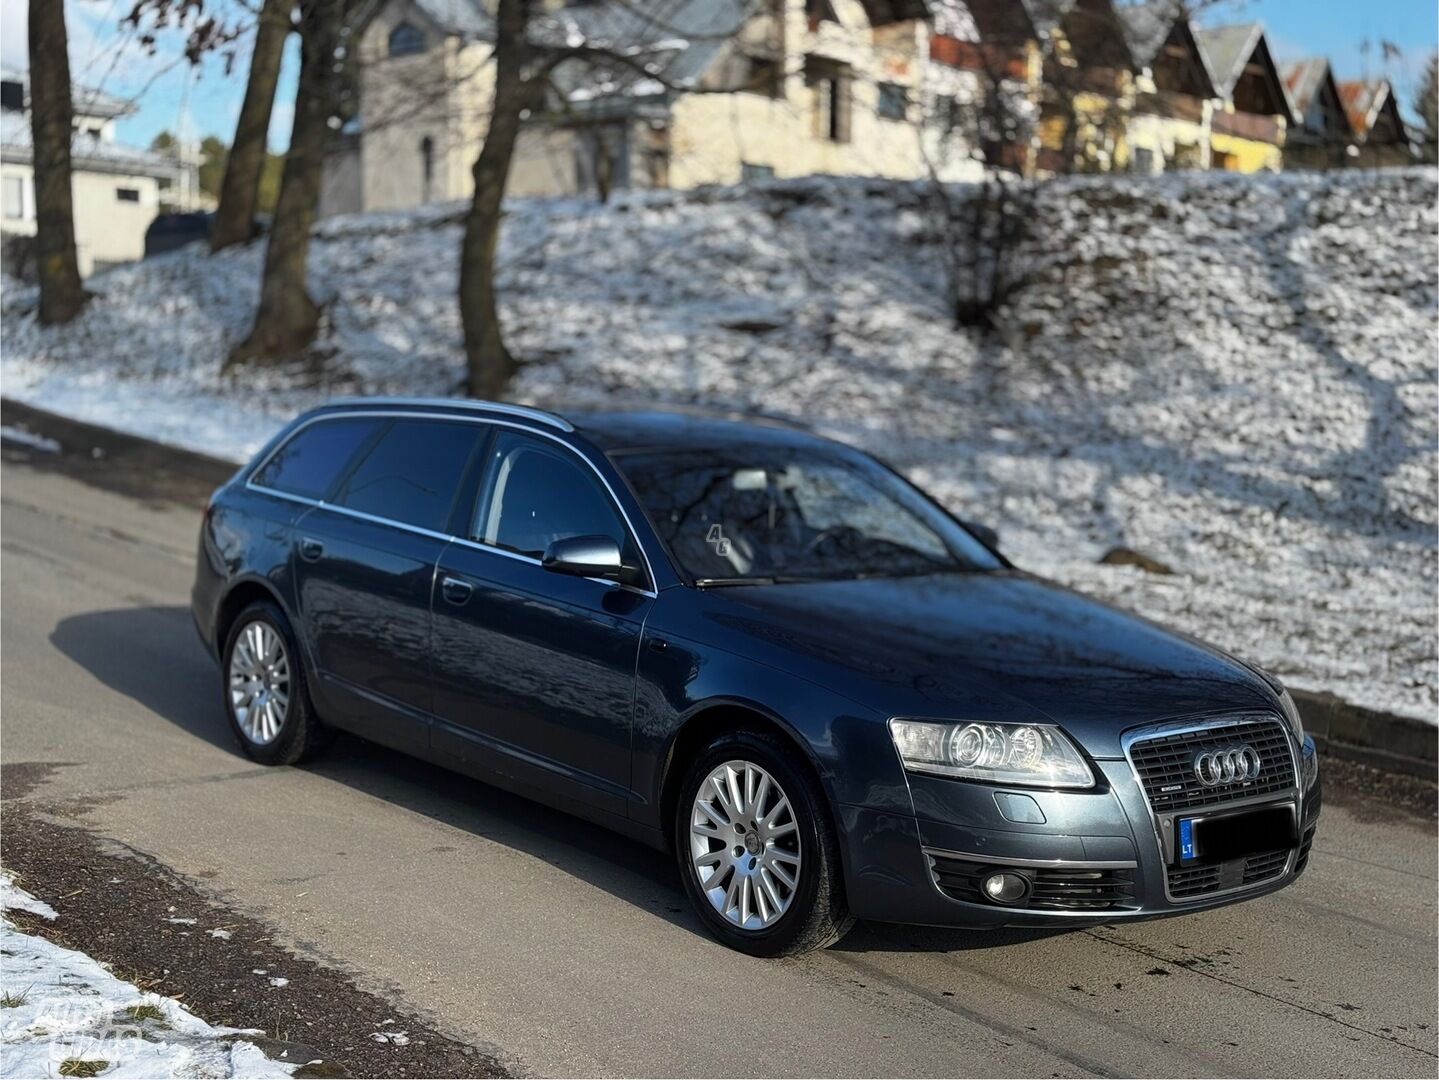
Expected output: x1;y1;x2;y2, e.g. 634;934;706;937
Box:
980;871;1030;905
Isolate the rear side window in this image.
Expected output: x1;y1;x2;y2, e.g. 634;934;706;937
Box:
252;418;378;500
475;431;631;561
333;419;484;532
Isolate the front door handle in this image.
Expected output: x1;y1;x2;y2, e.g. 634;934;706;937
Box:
298;537;324;562
441;575;473;605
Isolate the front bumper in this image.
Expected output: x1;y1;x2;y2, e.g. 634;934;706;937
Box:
839;735;1321;929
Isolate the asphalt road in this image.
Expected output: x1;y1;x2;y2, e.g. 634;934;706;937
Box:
2;434;1436;1078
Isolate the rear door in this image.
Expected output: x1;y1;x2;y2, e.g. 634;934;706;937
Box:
290;416;488;752
429;429;654;817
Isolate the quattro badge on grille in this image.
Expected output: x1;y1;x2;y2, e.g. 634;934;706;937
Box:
1193;744;1262;786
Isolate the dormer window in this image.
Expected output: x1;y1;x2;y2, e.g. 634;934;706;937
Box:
389;22;426;57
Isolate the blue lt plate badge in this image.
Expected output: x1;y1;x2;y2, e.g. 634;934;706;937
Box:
1179;818;1197;861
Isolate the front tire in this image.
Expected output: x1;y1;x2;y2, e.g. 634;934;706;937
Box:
222;600;327;766
674;730;853;956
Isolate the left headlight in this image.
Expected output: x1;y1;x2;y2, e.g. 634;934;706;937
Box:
887;718;1095;789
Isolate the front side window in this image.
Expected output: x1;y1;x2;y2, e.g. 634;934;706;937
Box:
252;417;379;500
333;419;484;532
475;432;632;564
614;447;1000;584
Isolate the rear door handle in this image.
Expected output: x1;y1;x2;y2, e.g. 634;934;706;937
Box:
441;575;473;605
298;537;324;562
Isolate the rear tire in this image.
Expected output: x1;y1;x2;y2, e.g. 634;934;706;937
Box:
221;600;328;766
674;730;853;956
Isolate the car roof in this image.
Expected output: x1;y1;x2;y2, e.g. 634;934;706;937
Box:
566;408;841;454
308;398;842;454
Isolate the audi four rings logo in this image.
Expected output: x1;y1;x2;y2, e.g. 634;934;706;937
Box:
1193;745;1262;786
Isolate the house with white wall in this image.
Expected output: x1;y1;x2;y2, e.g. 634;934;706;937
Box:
1;67;197;277
321;0;988;216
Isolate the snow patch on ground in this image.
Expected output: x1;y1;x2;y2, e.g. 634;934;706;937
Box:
1;170;1434;722
1;872;57;920
0;425;61;454
0;874;299;1078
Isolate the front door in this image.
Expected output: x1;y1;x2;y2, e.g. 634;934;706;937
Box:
429;429;653;818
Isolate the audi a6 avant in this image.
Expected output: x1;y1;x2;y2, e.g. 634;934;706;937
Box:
193;398;1321;955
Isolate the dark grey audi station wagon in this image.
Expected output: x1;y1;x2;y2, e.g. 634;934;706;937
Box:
193;398;1321;955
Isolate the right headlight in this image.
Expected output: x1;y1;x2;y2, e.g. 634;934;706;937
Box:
887;718;1095;789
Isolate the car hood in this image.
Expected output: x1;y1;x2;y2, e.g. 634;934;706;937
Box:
704;571;1277;758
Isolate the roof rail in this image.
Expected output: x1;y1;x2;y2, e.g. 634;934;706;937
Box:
324;396;574;433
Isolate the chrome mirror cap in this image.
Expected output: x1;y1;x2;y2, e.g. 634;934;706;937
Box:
542;534;624;580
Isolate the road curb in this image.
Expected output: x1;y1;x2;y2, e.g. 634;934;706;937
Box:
4;396;1436;782
2;398;237;493
1292;689;1437;781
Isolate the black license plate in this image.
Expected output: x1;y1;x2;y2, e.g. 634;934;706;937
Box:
1177;805;1296;863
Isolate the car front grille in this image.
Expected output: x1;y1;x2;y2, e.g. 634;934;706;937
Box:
928;853;1138;912
1128;715;1296;813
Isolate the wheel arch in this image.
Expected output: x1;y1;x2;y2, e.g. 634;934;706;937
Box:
657;699;839;854
214;576;292;657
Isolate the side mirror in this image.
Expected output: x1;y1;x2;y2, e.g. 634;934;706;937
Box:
542;534;624;580
962;520;1000;551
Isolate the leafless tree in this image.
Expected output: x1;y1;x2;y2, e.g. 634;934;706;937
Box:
213;0;295;251
1417;53;1438;164
229;0;345;366
458;0;758;396
28;0;87;324
459;0;534;397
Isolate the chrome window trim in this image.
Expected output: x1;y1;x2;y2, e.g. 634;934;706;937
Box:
245;410;658;597
922;846;1137;871
1121;712;1301;905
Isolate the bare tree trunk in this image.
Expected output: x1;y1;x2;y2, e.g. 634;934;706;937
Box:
28;0;86;324
458;0;531;398
229;0;341;366
213;0;292;252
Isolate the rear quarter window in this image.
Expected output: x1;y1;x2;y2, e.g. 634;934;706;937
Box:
251;417;379;500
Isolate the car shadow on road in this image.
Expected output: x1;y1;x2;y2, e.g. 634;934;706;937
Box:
52;604;1088;957
50;604;240;755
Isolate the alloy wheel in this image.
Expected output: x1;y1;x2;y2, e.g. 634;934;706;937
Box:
689;759;803;931
229;621;291;745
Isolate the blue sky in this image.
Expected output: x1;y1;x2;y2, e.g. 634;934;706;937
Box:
0;0;1435;153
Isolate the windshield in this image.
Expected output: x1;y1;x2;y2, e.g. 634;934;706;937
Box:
613;446;1001;584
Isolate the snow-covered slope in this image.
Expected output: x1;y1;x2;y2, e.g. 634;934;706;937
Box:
3;169;1435;722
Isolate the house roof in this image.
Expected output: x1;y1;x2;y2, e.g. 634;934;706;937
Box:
1281;57;1354;138
1118;2;1216;99
1192;22;1261;98
0;66;135;120
1023;0;1135;70
0;111;179;178
1115;0;1180;68
1337;78;1406;144
953;0;1039;44
544;0;750;102
1280;57;1329;117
